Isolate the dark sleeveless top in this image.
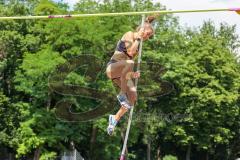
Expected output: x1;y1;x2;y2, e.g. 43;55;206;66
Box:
115;39;140;60
107;31;140;64
115;40;133;59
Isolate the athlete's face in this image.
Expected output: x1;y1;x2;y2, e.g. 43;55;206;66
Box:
142;28;153;40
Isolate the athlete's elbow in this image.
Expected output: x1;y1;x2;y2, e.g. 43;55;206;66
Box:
127;51;134;57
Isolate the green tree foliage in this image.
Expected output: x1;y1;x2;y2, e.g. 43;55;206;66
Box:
146;21;240;159
163;155;178;160
34;0;64;15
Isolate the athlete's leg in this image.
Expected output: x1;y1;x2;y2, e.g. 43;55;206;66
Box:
106;60;134;94
106;60;135;135
112;78;137;105
107;78;137;136
126;79;137;106
110;78;137;121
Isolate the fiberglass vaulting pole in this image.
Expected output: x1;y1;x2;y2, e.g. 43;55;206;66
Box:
119;14;145;160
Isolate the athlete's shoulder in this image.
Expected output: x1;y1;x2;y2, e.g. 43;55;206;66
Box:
123;31;134;41
124;31;134;36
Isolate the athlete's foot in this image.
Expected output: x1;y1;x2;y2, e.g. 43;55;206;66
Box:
107;115;118;136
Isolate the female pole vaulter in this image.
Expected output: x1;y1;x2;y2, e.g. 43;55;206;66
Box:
106;16;156;135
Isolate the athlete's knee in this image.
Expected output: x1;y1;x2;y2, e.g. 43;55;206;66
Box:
128;90;137;105
132;92;137;102
125;60;134;68
126;59;134;65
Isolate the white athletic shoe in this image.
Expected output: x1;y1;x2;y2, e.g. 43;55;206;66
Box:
107;115;118;136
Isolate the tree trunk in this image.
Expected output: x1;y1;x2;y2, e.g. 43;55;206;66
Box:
46;90;51;111
186;144;191;160
206;152;209;160
147;137;151;160
89;126;98;160
157;146;161;160
34;147;41;160
8;153;13;160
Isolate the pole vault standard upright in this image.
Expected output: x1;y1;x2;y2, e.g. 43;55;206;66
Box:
0;8;239;20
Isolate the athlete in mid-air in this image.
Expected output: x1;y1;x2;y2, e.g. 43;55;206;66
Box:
105;16;155;135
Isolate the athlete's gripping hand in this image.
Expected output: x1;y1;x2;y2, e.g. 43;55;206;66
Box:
126;71;141;80
132;71;140;79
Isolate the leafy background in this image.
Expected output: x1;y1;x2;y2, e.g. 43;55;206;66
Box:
0;0;239;160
